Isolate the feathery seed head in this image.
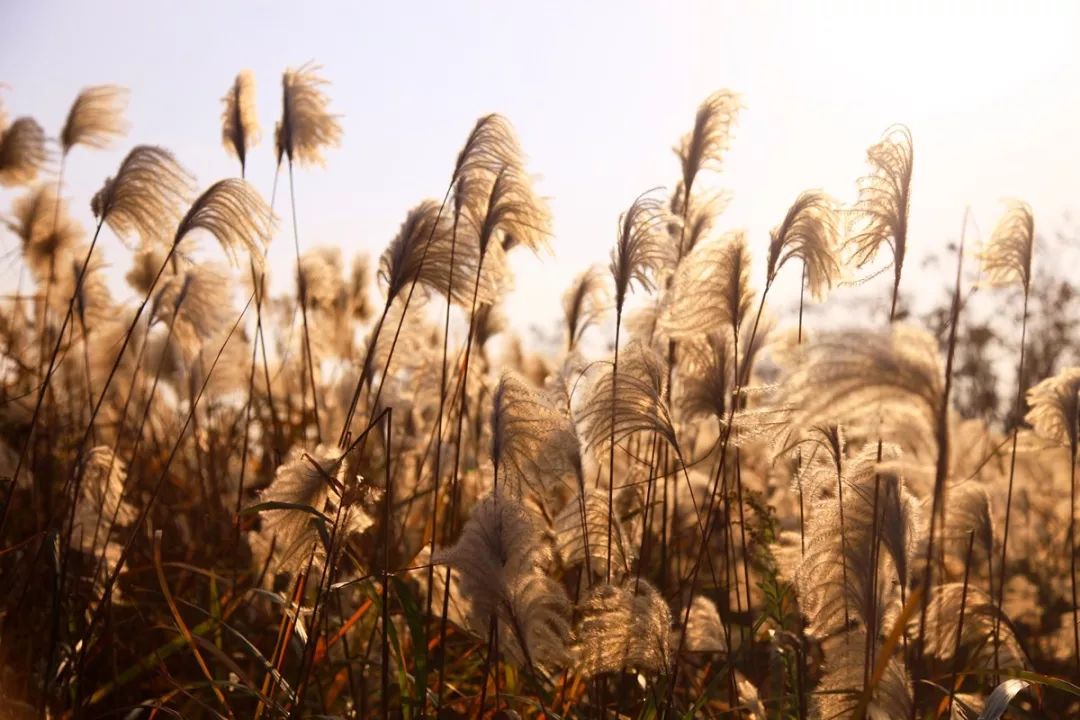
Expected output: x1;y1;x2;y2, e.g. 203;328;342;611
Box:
221;71;260;172
844;125;913;285
1025;367;1080;455
979;200;1034;293
174;178;274;264
277;62;342;167
610;191;671;312
0;117;49;187
91;145;195;245
61;85;128;154
675;90;741;193
767;190;842;300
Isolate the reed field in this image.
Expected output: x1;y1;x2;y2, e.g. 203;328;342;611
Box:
0;62;1078;719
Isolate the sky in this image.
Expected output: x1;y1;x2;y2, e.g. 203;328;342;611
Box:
2;1;1079;343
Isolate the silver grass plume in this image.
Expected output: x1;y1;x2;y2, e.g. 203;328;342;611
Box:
552;489;634;578
433;493;571;671
72;447;137;600
939;482;995;569
766;190;841;300
150;264;235;363
348;253;373;322
573;580;672;677
678;330;734;421
845;125;913;316
735;672;767;720
784;324;943;442
978;200;1033;293
255;445;373;576
909;583;1029;671
675;90;741;196
276;62;342;166
298;246;346;313
221;71;260;172
661;231;753;339
174;178;273;265
667;187;728;268
65;245;113;326
126;242;173;294
71;446;136;556
561;265;608;351
1024;367;1080;454
6;184;83;278
61;85;128;154
459;166;551;258
453;113;526;180
814;630;912;720
624;297;664;349
490;372;580;503
577;340;677;453
378;198;499;308
609;192;671;314
681;595;727;653
91;146;195;244
797;443;918;638
0;117;48;187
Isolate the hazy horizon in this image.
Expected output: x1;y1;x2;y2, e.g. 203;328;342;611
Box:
3;1;1079;339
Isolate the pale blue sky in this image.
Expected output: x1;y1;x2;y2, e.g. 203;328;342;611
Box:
2;1;1079;339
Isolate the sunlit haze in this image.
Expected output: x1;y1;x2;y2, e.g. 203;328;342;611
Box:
3;2;1078;340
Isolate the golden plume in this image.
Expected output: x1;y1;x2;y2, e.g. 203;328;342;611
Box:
61;85;128;154
221;71;260;173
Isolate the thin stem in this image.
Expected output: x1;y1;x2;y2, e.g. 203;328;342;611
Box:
915;215;967;706
288;160;322;441
382;409;393;720
947;530;977;718
994;287;1029;681
606;310;621;583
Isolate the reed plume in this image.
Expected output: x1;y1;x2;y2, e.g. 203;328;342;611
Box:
1024;368;1080;452
661;231;752;340
459;166;551;258
561;265;607;351
91;145;195;243
814;630;913;720
979;201;1034;292
255;444;373;576
150;264;235;363
489;372;579;503
681;595;727;653
982;201;1035;679
610;192;670;313
61;85;128;154
578;340;677;453
667;187;727;266
7;184;83;278
0;116;48;186
221;71;260;175
766;190;841;301
276;62;341;167
911;583;1029;671
433;493;571;672
784;324;943;439
173;178;273;264
453;113;526;178
71;447;136;555
553;488;634;578
573;579;672;676
675;90;740;198
1024;367;1080;670
379;198;499;307
846;124;913;320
